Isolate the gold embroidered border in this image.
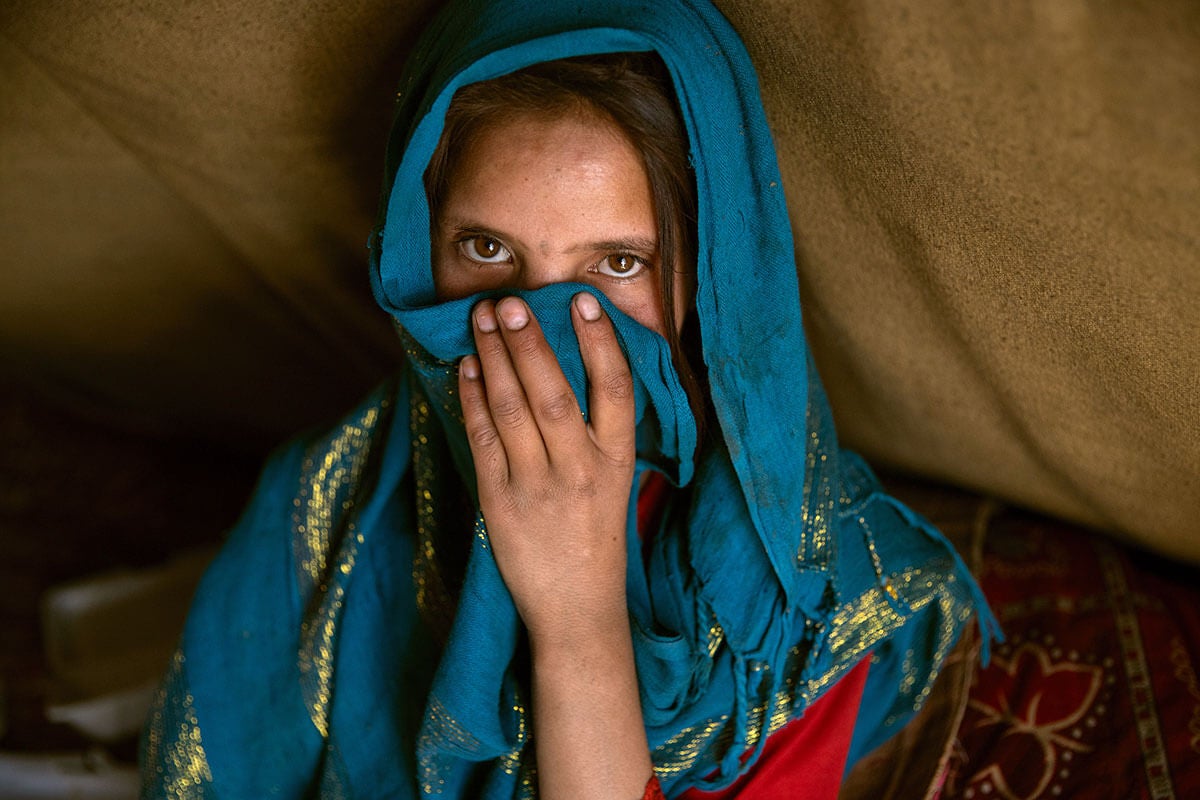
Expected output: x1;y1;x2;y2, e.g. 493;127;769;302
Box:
651;558;970;779
293;404;380;590
411;386;457;636
298;526;365;738
418;695;488;795
418;688;531;794
652;716;729;776
293;400;386;738
498;695;529;776
797;397;834;570
142;649;214;799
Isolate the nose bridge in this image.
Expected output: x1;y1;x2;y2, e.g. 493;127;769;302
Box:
516;251;575;290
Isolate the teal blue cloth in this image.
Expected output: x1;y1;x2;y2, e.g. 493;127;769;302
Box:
142;0;998;797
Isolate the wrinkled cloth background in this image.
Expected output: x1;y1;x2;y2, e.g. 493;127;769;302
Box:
2;1;1196;561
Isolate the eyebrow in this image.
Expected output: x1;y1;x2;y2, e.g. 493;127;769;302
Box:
441;217;657;256
568;237;659;255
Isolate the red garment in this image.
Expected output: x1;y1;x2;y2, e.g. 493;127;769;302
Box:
636;475;869;799
676;659;869;799
636;470;673;540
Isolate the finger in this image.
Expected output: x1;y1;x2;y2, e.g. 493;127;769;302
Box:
493;297;589;453
472;299;549;468
458;353;510;491
571;293;636;457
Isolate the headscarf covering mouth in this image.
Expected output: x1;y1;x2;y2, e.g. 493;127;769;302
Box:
393;281;698;487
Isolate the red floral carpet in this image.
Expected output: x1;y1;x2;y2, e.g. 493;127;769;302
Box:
943;510;1200;800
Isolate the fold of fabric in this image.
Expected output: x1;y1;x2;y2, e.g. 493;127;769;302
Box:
142;1;998;797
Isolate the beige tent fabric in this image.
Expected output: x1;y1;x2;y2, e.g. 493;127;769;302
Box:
2;2;1197;558
0;1;426;442
717;1;1199;561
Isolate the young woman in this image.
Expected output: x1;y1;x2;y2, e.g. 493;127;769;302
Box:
142;1;996;798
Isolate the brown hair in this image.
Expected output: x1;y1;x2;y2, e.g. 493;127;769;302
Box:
425;53;708;437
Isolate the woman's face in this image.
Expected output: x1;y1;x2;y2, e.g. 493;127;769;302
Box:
432;110;688;337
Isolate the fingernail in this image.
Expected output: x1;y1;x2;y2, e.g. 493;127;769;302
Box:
574;292;602;321
474;302;498;333
460;355;480;380
497;298;529;330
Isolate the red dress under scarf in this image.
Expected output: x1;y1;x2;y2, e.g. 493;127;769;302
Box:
637;473;868;799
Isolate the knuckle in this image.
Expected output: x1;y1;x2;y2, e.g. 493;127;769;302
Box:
467;423;501;451
537;391;577;423
600;448;635;471
600;370;634;403
564;470;599;498
491;395;530;427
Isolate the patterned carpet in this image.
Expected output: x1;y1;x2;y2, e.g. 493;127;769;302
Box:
944;507;1200;799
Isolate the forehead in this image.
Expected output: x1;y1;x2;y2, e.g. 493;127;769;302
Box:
450;108;642;181
440;111;655;233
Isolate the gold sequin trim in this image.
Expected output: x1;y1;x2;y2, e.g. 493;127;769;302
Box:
294;405;380;588
299;527;364;738
142;649;214;799
498;696;529;776
293;400;386;738
417;690;531;794
418;695;486;795
516;756;538;800
797;398;833;570
707;618;725;659
398;326;464;427
411;386;457;636
651;554;971;779
652;717;728;776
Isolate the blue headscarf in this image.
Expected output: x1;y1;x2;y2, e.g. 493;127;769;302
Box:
142;1;997;797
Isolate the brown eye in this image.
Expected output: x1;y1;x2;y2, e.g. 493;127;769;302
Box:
594;253;647;278
459;236;512;264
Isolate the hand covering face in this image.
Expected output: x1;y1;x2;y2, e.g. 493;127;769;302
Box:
141;1;998;797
